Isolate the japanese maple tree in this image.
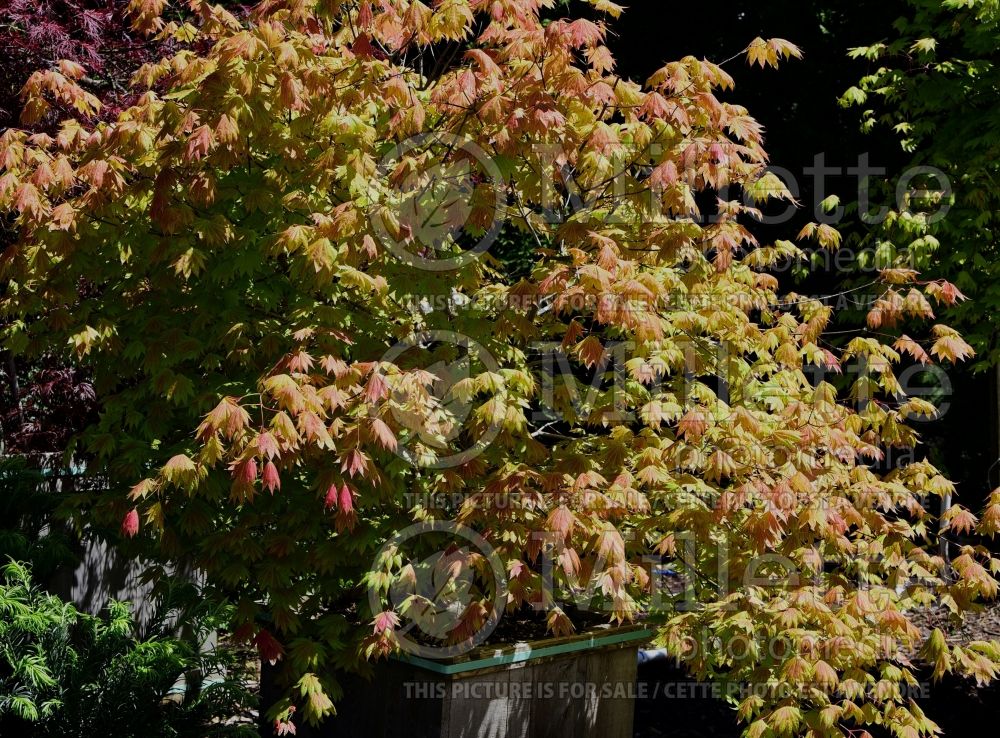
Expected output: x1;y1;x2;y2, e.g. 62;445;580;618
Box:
0;0;218;453
2;1;999;735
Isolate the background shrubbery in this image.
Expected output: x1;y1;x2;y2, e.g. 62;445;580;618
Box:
0;561;257;737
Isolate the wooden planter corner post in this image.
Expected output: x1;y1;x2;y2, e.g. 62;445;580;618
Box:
321;624;652;738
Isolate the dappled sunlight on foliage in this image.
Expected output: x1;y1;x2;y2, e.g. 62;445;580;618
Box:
0;1;998;735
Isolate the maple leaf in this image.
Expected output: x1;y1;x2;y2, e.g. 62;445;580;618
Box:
705;449;738;482
565;19;605;48
262;460;281;494
980;501;1000;537
201;397;251;439
944;506;978;535
768;705;802;736
255;629;284;666
894;335;931;365
677;409;709;441
547;607;576;637
57;60;86;80
336;484;357;532
185;125;213;162
584;0;624;17
265;375;306;414
363;372;388;404
575;335;606;368
746;38;771;68
341;450;367;479
162;454;198;488
256;431;281;460
128;478;157;501
926;280;967;306
215;113;239;143
547;505;576;541
369;417;397;451
930;333;975;363
358;2;374;28
121;508;139;538
323;484;339;510
372;610;399;634
768;38;803;61
641;400;665;428
233;458;257;487
288;351;314;373
297;412;333;448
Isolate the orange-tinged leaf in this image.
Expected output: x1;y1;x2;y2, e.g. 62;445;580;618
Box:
894;335;931;365
575;335;606;369
262;460;281;494
369;417;397;451
931;334;975;363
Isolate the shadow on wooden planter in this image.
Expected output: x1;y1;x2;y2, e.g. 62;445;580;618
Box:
265;624;651;738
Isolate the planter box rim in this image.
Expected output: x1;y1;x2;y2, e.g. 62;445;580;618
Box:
393;622;653;675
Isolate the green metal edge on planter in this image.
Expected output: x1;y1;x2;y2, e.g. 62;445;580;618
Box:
395;627;655;675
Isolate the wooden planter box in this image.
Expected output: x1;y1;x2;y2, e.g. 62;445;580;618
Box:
324;624;652;738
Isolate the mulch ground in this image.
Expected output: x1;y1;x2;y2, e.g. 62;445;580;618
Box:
907;601;1000;642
